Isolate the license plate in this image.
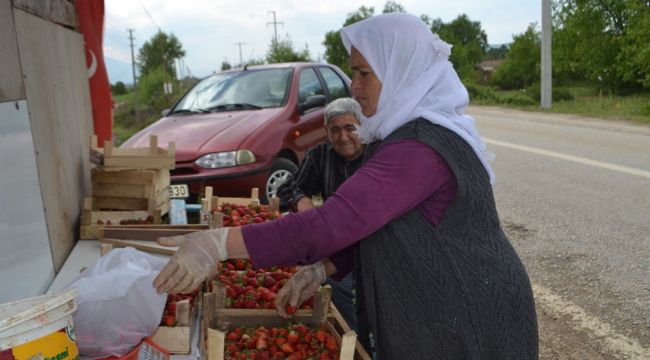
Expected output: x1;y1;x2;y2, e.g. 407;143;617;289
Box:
169;184;189;199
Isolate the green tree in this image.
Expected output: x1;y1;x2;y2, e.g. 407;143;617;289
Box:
617;0;650;88
246;58;266;66
492;24;541;89
137;66;179;108
221;61;232;71
138;32;185;78
266;35;311;63
382;1;406;13
484;45;509;61
112;81;127;95
552;0;648;91
323;5;375;76
431;14;488;80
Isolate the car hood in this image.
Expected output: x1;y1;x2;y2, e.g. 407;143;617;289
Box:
121;108;283;162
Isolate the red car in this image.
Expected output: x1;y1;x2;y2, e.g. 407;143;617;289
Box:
122;62;351;202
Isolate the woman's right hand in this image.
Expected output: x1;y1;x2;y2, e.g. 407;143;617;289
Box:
275;261;326;318
153;228;230;294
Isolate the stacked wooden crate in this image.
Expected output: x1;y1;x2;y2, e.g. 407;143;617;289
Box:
80;135;174;239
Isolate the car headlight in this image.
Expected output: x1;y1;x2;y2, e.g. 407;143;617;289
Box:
195;150;256;169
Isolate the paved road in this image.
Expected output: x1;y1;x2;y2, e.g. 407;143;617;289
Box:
468;106;650;359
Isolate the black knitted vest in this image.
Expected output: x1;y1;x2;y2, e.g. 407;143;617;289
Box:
354;119;538;359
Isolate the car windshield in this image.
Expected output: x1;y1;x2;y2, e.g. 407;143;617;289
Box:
172;68;292;113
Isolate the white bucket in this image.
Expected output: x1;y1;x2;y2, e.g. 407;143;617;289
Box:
0;288;78;358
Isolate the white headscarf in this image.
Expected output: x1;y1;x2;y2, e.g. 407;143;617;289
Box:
340;13;495;183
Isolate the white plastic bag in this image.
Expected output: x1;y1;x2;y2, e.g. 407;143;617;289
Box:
65;247;167;359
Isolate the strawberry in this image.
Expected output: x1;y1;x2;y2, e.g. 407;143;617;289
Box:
163;314;175;327
256;337;268;350
315;329;327;343
287;330;300;344
285;305;296;315
280;343;295;354
263;275;276;288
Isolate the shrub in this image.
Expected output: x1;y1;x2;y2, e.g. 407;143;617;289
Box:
525;84;575;102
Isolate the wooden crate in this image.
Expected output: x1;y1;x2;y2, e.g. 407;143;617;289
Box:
207;187;260;210
79;207;162;239
205;285;332;329
92;193;169;214
91;134;175;170
152;295;199;354
203;286;359;359
91;168;170;199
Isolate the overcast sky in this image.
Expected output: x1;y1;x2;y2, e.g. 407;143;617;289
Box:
104;0;541;85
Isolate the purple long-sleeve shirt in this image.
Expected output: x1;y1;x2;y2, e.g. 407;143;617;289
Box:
242;139;457;277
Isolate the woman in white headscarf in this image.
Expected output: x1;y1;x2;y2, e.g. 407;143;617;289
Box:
153;13;538;359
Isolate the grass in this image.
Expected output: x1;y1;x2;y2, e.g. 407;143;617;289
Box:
468;84;650;125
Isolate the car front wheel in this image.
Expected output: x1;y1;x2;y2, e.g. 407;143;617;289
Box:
264;157;298;203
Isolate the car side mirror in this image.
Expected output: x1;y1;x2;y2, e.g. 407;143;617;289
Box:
161;108;171;117
298;95;326;114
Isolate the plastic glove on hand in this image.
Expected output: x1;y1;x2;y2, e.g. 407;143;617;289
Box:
153;228;229;294
275;261;326;318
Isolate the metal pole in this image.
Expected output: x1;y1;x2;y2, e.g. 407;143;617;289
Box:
267;11;284;48
235;42;245;66
127;29;139;122
541;0;552;109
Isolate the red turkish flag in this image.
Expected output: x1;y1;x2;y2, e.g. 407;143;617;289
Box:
76;0;113;146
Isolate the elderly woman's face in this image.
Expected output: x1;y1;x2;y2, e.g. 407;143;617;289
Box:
350;47;382;117
326;114;363;161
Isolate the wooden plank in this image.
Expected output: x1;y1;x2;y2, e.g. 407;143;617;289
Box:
0;0;25;101
93;195;168;213
340;331;358;360
101;227;203;241
152;326;190;354
92;182;155;198
175;299;191;327
99;244;112;256
15;8;93;271
103;155;175;170
91;168;160;185
329;305;372;360
207;328;225;360
12;0;77;28
99;238;177;255
80;209;152;226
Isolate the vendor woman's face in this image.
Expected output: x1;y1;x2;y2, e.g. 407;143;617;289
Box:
350;47;382;117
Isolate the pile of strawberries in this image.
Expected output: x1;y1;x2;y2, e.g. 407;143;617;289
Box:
225;324;340;360
215;203;281;227
215;263;314;311
160;290;199;327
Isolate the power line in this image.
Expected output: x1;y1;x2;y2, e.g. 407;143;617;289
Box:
139;1;160;31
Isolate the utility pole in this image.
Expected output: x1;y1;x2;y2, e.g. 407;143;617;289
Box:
235;42;245;66
267;11;284;48
541;0;552;109
127;29;139;122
